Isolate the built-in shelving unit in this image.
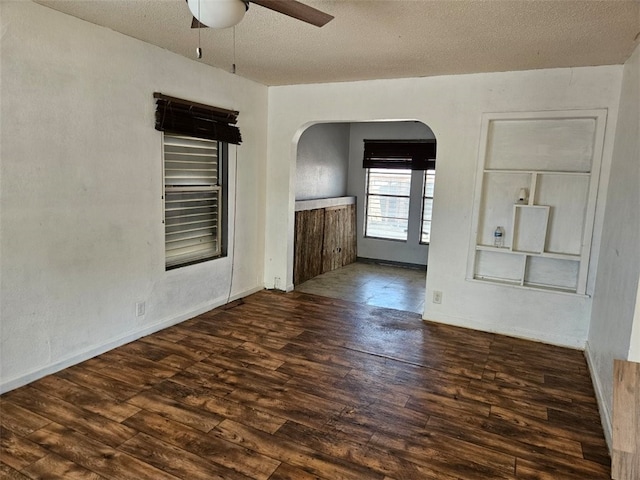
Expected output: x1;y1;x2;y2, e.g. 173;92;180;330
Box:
467;110;607;295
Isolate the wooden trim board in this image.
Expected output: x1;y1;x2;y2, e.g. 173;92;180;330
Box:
612;359;640;479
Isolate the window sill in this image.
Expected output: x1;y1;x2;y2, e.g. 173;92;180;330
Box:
363;236;408;243
166;254;224;271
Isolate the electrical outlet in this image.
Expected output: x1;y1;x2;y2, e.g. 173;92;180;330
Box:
136;301;146;317
433;291;442;304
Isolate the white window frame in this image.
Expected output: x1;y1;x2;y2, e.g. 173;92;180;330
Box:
163;133;224;269
420;169;436;244
364;168;412;242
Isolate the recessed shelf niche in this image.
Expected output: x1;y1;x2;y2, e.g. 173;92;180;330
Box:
467;110;607;295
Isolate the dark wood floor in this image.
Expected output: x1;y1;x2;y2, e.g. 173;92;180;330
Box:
1;290;610;479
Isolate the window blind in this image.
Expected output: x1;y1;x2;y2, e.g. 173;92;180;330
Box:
363;139;436;170
154;92;242;145
164;134;221;268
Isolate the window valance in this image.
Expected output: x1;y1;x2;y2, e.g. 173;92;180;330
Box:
154;92;242;145
363;139;436;170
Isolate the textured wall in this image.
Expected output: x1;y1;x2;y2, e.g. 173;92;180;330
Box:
587;43;640;448
295;123;350;201
0;2;268;391
266;66;622;348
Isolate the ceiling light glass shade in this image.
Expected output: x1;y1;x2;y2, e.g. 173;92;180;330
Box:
187;0;247;29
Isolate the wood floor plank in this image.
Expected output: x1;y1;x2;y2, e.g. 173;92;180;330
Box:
214;419;385;480
274;419;467;480
370;428;516;480
80;359;168;390
267;462;329;480
515;456;609;480
196;354;292;391
426;414;610;478
405;389;491;419
56;365;146;402
0;401;51;437
0;427;49;471
30;375;140;423
489;405;588;455
456;382;549;420
121;410;281;479
156;353;199;370
21;453;107;479
118;432;258;480
138;336;211;362
227;383;345;430
151;379;287;434
0;290;611;479
125;389;222;433
0;463;31;480
27;423;180;480
4;388;136;449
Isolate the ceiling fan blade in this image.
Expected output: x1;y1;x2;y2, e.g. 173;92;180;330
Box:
249;0;333;27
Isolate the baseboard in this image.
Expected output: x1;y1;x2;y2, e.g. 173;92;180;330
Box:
423;311;587;350
584;341;613;453
0;285;263;394
357;257;427;270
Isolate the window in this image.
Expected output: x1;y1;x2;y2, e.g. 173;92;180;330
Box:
365;168;412;241
153;92;240;270
163;134;226;269
421;170;435;243
362;139;437;244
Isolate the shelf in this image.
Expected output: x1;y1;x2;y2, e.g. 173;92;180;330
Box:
469;110;607;296
476;245;580;261
469;277;587;297
483;169;590;176
538;251;580;261
476;245;513;252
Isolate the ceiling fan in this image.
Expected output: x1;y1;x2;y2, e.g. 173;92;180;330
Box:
187;0;334;29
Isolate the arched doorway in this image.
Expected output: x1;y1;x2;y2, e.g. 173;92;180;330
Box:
292;120;437;314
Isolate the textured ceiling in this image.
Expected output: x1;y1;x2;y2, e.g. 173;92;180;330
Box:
36;0;640;86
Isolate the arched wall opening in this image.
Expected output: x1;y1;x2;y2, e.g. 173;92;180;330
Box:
290;119;438;311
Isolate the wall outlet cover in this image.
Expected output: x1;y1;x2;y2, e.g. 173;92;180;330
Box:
433;291;442;304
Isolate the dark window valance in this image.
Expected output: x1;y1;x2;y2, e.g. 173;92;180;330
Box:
154;92;242;145
363;139;436;170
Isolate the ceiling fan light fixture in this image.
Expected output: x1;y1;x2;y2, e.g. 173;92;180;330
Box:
187;0;247;29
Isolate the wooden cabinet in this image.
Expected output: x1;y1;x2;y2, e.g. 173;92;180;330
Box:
294;208;325;285
467;110;607;295
294;198;357;285
322;205;356;273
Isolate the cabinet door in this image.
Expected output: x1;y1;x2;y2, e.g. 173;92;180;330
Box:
323;204;357;272
341;204;357;266
294;209;325;285
322;207;344;273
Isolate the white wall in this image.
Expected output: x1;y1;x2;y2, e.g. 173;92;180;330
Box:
0;1;268;392
295;123;350;200
265;66;622;348
346;121;434;266
586;43;640;447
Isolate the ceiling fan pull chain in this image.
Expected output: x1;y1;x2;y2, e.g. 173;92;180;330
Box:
196;0;202;58
232;25;237;74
